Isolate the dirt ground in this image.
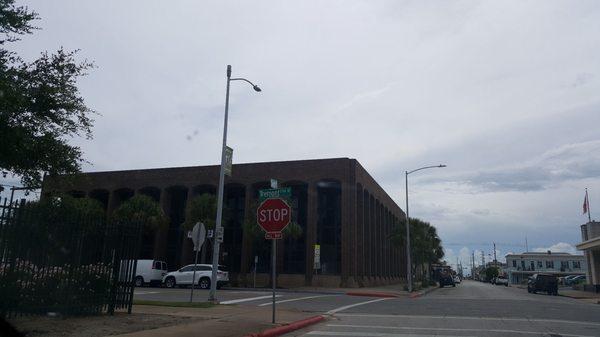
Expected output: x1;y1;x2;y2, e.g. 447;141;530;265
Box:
7;312;195;337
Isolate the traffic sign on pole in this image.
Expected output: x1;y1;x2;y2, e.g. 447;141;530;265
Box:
256;188;293;325
256;198;292;236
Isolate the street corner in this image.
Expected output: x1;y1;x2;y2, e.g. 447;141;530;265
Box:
244;315;325;337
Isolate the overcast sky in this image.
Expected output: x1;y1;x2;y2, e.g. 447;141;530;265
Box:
5;0;600;273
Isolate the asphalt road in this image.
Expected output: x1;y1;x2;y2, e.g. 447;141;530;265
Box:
288;280;600;337
134;280;600;336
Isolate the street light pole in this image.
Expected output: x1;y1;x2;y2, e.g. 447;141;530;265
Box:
209;65;260;303
405;164;446;293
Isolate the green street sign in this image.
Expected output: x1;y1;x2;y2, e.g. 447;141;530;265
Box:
259;187;291;202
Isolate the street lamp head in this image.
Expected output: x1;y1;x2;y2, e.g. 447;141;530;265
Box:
439;164;447;168
253;85;262;92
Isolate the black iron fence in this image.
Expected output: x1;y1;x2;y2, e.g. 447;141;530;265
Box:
0;198;142;317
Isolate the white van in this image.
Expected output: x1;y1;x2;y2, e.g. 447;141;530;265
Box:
134;259;167;287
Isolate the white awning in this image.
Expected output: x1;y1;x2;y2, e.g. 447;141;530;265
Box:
576;236;600;251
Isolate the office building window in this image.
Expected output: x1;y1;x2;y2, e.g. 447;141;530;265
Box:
537;261;542;268
560;261;569;270
545;260;554;269
512;260;516;267
573;261;581;269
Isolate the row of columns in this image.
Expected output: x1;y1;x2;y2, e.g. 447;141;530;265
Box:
81;179;406;286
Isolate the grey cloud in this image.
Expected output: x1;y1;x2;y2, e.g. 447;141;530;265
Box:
458;140;600;192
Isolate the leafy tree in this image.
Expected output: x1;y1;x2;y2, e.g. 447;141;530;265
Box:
484;266;499;282
112;195;168;231
0;0;95;187
182;193;218;231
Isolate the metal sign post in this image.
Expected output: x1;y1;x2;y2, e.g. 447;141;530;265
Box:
189;222;206;302
257;186;292;325
253;255;258;288
271;238;276;323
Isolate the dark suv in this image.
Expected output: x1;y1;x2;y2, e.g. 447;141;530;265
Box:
527;274;558;295
439;273;455;288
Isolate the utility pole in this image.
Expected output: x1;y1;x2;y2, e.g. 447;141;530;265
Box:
481;251;485;267
525;236;529;253
493;242;497;267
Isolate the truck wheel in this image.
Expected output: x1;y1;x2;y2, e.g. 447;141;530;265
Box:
135;276;144;287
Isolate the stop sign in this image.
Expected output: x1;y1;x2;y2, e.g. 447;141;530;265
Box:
257;198;291;234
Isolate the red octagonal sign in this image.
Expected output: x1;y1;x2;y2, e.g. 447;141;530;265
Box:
257;198;291;234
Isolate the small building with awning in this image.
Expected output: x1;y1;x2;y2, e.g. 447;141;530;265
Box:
577;221;600;292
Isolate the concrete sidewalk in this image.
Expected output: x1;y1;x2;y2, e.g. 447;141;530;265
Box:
113;304;315;337
560;289;600;303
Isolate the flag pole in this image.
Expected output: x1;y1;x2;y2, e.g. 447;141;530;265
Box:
587;188;592;223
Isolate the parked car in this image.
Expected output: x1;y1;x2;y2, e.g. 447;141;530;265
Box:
163;264;229;289
439;273;455;287
527;274;558;295
453;275;461;284
132;259;167;287
495;275;509;287
565;275;586;286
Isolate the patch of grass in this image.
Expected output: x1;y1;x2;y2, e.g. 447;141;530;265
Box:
133;300;214;308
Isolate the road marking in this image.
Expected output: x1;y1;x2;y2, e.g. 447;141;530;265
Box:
326;298;390;315
257;294;338;306
335;313;600;327
307;332;468;337
220;295;282;305
134;291;160;295
324;324;595;337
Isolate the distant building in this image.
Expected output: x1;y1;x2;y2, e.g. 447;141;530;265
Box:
576;221;600;292
505;252;586;284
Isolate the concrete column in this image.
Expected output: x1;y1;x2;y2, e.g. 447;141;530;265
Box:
106;190;118;215
179;188;195;266
239;185;254;285
305;182;318;285
341;179;356;287
356;186;364;283
153;188;170;262
592;250;600;285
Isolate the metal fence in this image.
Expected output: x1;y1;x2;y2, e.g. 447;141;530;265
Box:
0;198;142;317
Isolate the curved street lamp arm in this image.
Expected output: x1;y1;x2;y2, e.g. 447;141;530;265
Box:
230;77;258;87
407;164;446;175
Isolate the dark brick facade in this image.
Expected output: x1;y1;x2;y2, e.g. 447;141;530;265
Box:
43;158;406;287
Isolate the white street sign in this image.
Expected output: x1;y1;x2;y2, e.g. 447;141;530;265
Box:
191;222;206;251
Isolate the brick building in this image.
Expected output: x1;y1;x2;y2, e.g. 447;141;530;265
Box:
43;158;406;287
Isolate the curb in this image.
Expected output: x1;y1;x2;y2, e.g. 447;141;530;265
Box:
409;286;438;299
244;315;325;337
345;291;399;298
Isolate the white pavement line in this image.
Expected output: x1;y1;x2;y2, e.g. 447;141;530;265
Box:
220;295;282;305
257;295;338;307
325;324;595;337
335;313;600;327
134;291;160;295
326;298;390;315
307;332;466;337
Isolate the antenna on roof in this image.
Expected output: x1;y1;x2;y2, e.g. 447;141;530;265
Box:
525;236;529;253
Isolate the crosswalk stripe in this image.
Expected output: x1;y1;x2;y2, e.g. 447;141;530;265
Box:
322;324;594;337
220;295;282;304
257;294;338;306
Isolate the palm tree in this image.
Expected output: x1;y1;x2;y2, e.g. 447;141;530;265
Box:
391;217;444;284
